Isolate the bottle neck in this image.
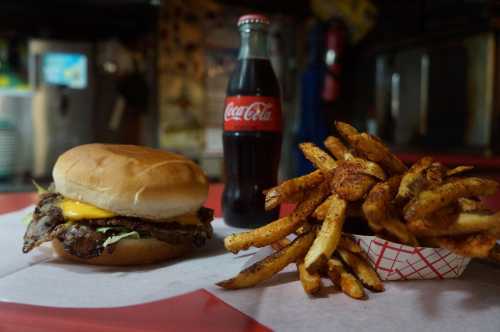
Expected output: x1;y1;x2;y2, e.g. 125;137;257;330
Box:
238;25;269;60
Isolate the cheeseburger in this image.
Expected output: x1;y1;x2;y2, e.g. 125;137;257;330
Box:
22;144;213;265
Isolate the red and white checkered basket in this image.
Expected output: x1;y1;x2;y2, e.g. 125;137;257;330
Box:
351;234;471;281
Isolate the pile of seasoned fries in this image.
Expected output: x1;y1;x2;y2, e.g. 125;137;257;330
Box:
217;122;500;300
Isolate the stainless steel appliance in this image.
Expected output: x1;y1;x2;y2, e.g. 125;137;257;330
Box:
29;39;94;177
0;91;32;178
374;33;496;152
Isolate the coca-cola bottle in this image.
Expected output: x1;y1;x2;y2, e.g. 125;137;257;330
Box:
222;14;282;228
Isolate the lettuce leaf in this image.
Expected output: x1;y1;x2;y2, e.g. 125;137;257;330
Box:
32;180;47;195
101;227;140;248
22;213;32;225
24;180;47;224
96;226;141;247
96;227;113;234
97;226;132;234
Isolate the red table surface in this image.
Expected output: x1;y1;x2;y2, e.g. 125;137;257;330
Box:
0;184;274;332
0;289;270;332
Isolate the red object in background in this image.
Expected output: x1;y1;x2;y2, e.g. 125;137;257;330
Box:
222;14;282;228
322;20;347;102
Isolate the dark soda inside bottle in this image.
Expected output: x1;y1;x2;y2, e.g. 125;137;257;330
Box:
222;131;281;228
228;59;280;96
222;15;282;228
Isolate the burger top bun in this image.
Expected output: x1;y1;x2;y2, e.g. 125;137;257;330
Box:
53;144;208;221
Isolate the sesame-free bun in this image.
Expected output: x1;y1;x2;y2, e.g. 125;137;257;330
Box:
52;238;191;266
53;144;208;221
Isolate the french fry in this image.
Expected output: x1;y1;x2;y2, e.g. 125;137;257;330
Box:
338;235;363;253
264;170;324;210
335;159;386;181
335;122;407;175
337;248;384;292
217;231;316;289
270;237;322;295
312;194;336;220
224;183;329;253
299;142;337;174
447;165;474;177
380;217;419;246
305;194;347;273
335;121;360;139
295;222;313;236
395;156;434;203
407;212;500;237
425;162;446;186
324;137;386;180
362;176;402;233
432;232;496;258
271;238;291;251
331;159;386;182
324;136;350;160
457;197;489;213
327;258;365;300
351;158;386;181
297;259;323;295
224;217;288;254
403;177;499;221
350;133;407;175
313;198;362;220
331;169;377;202
286;190;309;204
422;203;459;229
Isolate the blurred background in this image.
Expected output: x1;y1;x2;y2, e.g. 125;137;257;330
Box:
0;0;499;191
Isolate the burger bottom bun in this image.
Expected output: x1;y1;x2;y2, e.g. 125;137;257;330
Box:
52;238;191;266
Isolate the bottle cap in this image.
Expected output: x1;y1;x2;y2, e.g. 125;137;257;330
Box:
237;14;270;26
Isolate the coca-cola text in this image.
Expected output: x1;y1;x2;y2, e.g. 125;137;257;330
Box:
223;96;281;132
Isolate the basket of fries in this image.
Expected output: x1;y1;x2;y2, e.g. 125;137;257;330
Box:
217;122;500;299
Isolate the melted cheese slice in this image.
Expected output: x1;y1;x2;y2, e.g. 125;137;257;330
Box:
58;198;203;225
58;199;116;221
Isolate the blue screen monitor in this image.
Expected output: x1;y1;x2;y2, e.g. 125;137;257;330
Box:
42;53;87;89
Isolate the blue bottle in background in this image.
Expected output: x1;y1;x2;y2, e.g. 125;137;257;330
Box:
294;23;329;176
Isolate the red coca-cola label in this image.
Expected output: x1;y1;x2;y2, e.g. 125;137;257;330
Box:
223;96;281;132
